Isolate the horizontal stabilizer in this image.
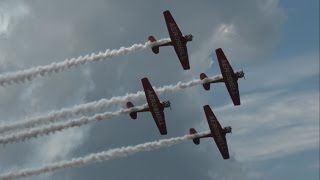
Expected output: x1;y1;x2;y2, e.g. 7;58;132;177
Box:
189;128;200;145
127;102;137;119
148;36;159;54
200;73;210;90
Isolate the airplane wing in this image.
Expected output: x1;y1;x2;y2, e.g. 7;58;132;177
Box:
215;48;240;105
163;10;190;70
141;78;167;135
203;105;230;159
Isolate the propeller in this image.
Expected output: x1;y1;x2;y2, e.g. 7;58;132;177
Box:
236;63;245;80
239;64;245;80
163;101;172;110
224;126;232;134
186;34;193;41
237;70;245;80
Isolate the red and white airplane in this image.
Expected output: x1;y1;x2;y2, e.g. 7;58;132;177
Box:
200;48;245;106
127;77;171;135
190;105;232;160
148;10;193;70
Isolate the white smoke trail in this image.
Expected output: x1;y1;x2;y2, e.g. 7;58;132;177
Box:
0;131;209;180
0;104;147;145
0;38;170;86
0;75;221;134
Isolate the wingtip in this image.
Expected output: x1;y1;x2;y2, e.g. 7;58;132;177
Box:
215;48;223;53
233;100;241;106
161;130;168;135
141;77;148;82
203;105;210;109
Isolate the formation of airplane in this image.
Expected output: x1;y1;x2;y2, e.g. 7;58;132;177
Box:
148;10;193;70
127;77;171;135
0;9;245;161
0;8;254;180
123;10;246;160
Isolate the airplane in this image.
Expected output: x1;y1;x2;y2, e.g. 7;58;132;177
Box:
200;48;245;106
148;10;193;70
190;105;232;160
127;77;171;135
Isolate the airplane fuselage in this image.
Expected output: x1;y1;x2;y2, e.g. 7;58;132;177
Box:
206;70;244;85
157;35;191;48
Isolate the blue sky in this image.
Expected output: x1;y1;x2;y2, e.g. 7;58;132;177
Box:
250;0;319;179
279;0;319;54
0;0;319;180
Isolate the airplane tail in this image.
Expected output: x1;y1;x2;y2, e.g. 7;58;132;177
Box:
200;73;210;90
127;102;137;119
189;128;200;145
148;36;159;54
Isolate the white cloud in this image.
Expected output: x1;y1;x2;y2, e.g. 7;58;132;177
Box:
36;127;90;163
213;90;319;162
245;52;319;90
0;14;10;36
0;1;30;36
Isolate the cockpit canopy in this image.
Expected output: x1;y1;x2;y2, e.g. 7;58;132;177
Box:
224;126;232;134
184;34;193;41
162;101;171;108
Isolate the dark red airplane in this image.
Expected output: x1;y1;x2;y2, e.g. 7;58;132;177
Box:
127;78;171;135
200;48;245;106
148;10;193;70
190;105;232;160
